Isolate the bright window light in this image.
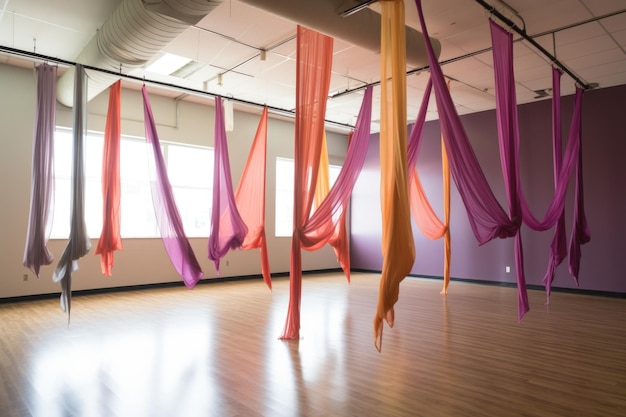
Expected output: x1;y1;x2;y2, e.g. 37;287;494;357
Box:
146;53;191;75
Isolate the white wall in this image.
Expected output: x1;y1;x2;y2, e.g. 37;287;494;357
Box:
0;63;348;298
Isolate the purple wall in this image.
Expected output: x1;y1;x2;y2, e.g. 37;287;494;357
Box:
351;84;626;293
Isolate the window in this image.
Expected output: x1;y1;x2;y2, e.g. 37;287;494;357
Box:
51;128;213;239
274;157;341;237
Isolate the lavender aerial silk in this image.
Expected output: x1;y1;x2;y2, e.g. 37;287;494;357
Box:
52;65;91;314
141;86;203;288
207;96;248;274
407;78;432;176
23;63;57;277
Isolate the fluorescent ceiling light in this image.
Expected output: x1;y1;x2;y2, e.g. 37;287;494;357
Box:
146;53;191;75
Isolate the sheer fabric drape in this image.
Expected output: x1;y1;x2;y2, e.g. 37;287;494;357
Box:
374;0;416;352
52;65;91;315
208;96;248;274
235;107;272;289
142;85;203;288
95;80;123;276
23;63;57;277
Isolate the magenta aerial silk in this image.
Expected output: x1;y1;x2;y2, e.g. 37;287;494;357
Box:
207;96;248;274
489;21;588;301
52;65;91;314
234;107;272;289
95;80;123;276
142;85;203;288
23;63;57;277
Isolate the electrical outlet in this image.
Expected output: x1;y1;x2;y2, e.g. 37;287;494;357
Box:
505;266;511;273
23;274;28;282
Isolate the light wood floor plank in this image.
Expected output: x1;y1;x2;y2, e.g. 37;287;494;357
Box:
1;272;625;416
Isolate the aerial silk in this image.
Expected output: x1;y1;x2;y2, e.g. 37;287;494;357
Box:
407;78;452;295
207;96;248;274
234;107;272;289
374;0;416;352
95;80;122;276
280;25;334;340
280;84;372;339
52;64;91;315
23;63;57;277
314;131;352;282
142;85;203;288
489;21;589;298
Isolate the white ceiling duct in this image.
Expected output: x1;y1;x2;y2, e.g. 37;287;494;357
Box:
237;0;440;68
56;0;224;107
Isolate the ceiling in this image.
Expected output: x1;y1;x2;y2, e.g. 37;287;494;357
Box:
1;0;625;133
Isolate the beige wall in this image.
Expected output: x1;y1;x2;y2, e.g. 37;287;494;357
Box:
0;63;349;298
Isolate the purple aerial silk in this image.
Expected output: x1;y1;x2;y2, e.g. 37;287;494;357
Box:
141;86;203;288
23;63;57;277
414;0;518;249
207;96;248;274
52;65;91;314
489;21;588;299
542;69;568;297
407;78;432;173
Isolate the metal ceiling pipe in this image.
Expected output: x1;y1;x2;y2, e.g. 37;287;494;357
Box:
57;0;224;107
237;0;440;68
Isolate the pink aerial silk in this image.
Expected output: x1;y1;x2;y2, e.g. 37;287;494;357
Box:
207;96;248;274
52;65;91;315
142;85;203;288
234;107;272;289
95;80;123;276
23;63;57;277
489;21;588;301
374;0;416;352
407;78;452;295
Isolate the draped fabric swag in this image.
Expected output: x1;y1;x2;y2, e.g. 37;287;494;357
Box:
95;80;123;276
234;107;272;289
407;78;452;295
208;96;248;274
52;64;91;315
23;63;57;278
374;0;416;352
142;86;203;288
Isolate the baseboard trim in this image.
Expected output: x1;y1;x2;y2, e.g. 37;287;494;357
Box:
350;268;626;299
0;268;344;304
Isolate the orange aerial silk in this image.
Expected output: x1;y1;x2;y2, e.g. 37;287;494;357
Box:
374;0;416;352
409;80;452;295
95;80;123;276
280;26;334;340
234;107;272;290
314;131;351;282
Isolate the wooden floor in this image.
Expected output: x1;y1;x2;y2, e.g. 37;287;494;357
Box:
1;272;625;417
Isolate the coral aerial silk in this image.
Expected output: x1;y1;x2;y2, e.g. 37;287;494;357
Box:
234;107;272;289
23;63;57;277
95;80;123;276
374;0;416;352
142;86;203;288
280;26;334;340
407;78;452;295
52;65;91;315
208;96;248;274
